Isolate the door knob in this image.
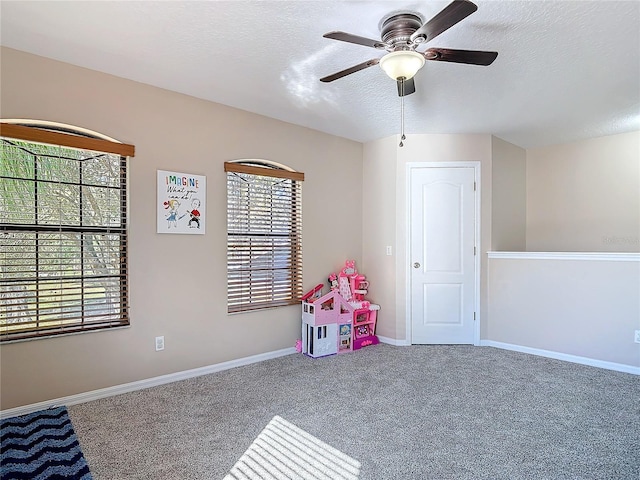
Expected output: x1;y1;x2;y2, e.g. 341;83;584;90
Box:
413;262;420;268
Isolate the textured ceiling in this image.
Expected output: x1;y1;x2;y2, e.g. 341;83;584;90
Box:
1;1;639;148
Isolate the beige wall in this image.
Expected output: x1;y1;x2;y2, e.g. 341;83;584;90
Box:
488;256;640;368
526;131;640;252
0;47;363;409
491;136;526;251
362;136;398;339
362;133;494;342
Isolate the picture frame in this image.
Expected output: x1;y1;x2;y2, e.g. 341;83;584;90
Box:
157;170;206;234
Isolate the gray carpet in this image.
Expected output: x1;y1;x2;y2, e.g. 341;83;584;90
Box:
69;344;640;479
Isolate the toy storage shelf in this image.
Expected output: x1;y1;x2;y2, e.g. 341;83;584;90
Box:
352;307;379;350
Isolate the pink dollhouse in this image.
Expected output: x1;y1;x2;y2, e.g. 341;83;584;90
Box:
301;261;380;358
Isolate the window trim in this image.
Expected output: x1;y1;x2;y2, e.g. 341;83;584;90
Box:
225;160;304;314
0;123;135;157
224;161;304;182
0;121;135;343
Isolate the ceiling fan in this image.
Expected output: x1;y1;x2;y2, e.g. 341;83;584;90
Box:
320;0;498;97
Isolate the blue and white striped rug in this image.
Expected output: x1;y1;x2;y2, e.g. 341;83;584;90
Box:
1;406;92;480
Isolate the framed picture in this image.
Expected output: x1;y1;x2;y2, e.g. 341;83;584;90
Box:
157;170;206;234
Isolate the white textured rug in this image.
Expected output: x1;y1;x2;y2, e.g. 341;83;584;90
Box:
225;416;361;480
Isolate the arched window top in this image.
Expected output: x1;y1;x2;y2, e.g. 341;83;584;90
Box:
224;159;304;182
2;119;120;142
0;119;135;157
226;158;297;173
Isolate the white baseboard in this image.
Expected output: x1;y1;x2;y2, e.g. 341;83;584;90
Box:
480;340;640;375
1;347;296;419
377;335;411;346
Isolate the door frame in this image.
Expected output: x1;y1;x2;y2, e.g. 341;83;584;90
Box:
405;162;481;346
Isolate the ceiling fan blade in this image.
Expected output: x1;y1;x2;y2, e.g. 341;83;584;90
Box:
410;0;478;44
320;58;380;83
323;31;387;49
397;77;416;97
424;48;498;66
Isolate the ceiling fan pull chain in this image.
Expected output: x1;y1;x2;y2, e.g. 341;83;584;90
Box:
399;78;405;147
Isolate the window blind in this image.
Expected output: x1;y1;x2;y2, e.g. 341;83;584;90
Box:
225;162;303;313
0;123;133;342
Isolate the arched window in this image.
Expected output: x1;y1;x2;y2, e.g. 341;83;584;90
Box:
225;160;304;313
0;121;135;342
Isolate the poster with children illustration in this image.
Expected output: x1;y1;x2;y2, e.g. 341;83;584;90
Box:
157;170;206;234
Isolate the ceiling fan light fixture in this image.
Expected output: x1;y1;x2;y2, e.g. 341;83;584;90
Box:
379;50;425;80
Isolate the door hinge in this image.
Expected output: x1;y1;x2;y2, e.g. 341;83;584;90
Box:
474;181;476;191
473;312;476;321
474;246;476;255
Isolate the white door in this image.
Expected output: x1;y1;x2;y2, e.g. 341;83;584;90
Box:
410;166;477;344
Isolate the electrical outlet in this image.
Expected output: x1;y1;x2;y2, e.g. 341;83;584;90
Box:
386;246;393;256
635;330;640;344
155;336;165;351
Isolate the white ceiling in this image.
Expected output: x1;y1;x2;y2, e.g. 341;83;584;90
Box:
1;1;639;149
